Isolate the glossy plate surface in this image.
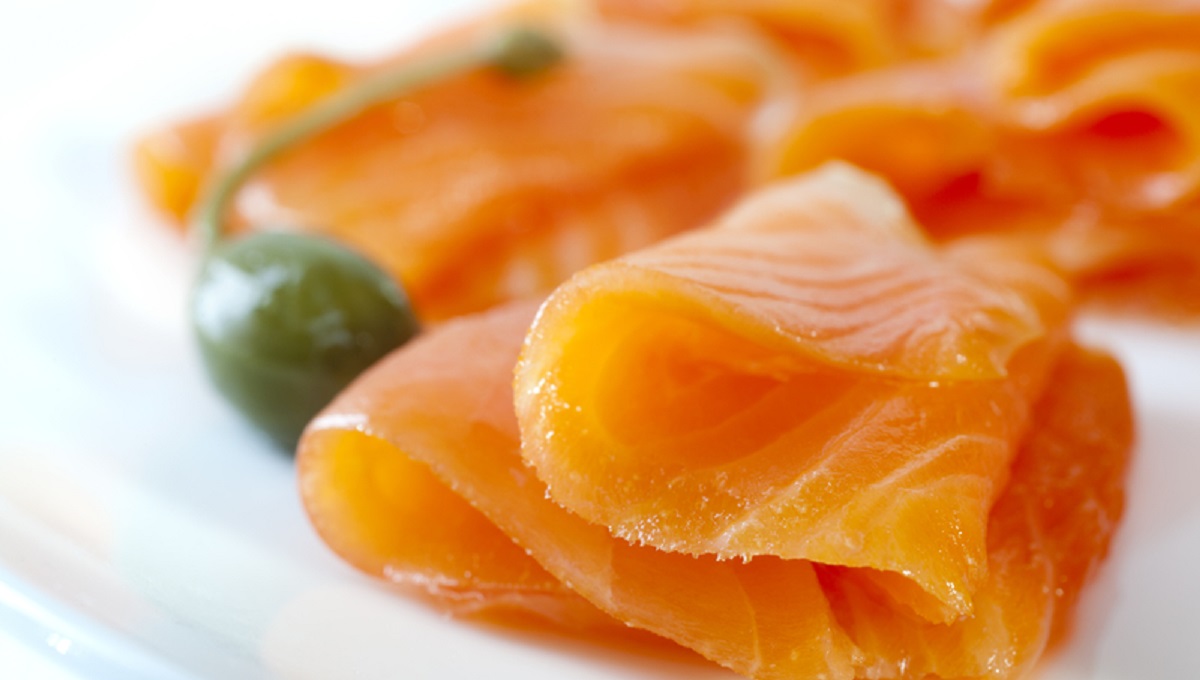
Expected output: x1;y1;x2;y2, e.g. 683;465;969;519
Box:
0;2;1197;678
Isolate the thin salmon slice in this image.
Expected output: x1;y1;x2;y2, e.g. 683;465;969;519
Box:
297;369;611;628
759;0;1200;314
298;164;1130;678
986;0;1200;211
300;301;861;679
133;8;783;320
594;0;903;76
515;164;1071;619
985;0;1200;314
297;305;1129;680
594;0;1006;67
820;345;1132;679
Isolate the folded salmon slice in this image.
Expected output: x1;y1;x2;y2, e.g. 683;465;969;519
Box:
298;307;1129;680
300;301;861;679
761;0;1200;210
299;164;1131;678
823;346;1132;680
594;0;902;76
516;164;1071;618
133;8;780;320
298;381;609;627
987;0;1200;211
758;0;1200;314
985;0;1200;314
594;0;999;68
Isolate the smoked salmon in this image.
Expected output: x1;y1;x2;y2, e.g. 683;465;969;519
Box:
125;2;1159;674
298;165;1132;679
133;6;785;320
135;0;1200;319
759;0;1200;314
594;0;997;67
300;300;861;678
594;0;904;76
515;164;1071;619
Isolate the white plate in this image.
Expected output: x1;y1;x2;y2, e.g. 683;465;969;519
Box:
0;3;1198;678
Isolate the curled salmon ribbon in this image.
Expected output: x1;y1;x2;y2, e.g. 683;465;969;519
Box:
136;0;1200;320
298;165;1132;679
132;3;790;321
755;0;1200;313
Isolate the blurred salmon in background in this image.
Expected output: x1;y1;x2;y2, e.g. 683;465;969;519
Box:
134;1;792;321
136;0;1200;321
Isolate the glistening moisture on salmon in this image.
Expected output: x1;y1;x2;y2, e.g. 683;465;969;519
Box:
299;166;1132;679
126;1;1200;678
